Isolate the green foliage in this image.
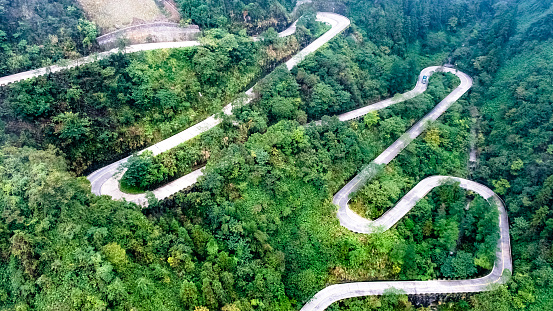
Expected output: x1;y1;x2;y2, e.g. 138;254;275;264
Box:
51;111;91;143
120;127;229;191
492;178;511;195
333;288;413;310
253;65;302;123
352;169;409;219
441;251;477;279
175;0;293;33
77;18;98;49
103;242;129;272
293;37;418;120
470;285;514;311
3;0;553;309
364;111;380;128
180;280;199;308
348;69;497;282
393;186;499;281
0;0;95;75
0;12;328;177
121;151;158;189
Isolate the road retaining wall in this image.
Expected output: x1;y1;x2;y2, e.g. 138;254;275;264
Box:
97;22;200;49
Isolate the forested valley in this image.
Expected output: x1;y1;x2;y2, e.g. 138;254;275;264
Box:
1;0;553;310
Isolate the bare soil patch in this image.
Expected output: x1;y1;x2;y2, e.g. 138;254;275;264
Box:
77;0;165;32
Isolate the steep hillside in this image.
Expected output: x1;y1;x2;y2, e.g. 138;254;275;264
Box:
0;0;97;75
1;1;553;310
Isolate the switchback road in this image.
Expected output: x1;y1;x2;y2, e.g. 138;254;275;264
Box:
86;12;350;204
334;67;473;233
0;8;511;310
302;177;512;310
302;69;512;310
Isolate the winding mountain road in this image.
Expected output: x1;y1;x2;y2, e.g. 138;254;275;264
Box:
334;67;473;234
0;42;201;87
0;8;512;310
300;67;512;310
0;9;338;87
302;176;511;310
87;12;351;205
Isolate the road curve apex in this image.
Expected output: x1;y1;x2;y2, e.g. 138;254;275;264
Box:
301;67;512;311
301;176;511;311
85;12;350;201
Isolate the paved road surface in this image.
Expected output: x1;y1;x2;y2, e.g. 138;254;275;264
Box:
0;12;318;87
300;68;512;310
0;7;512;308
0;11;350;204
0;41;200;86
337;67;441;121
303;177;511;311
86;12;350;203
302;176;511;310
333;67;473;229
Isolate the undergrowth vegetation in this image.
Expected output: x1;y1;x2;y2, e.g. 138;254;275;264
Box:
2;0;553;310
0;15;323;175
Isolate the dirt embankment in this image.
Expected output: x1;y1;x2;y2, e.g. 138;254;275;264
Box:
78;0;182;33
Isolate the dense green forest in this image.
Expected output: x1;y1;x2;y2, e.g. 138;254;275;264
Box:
176;0;298;33
0;72;481;310
0;0;310;76
0;13;325;175
2;0;553;310
120;36;422;192
339;0;553;309
0;0;97;75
